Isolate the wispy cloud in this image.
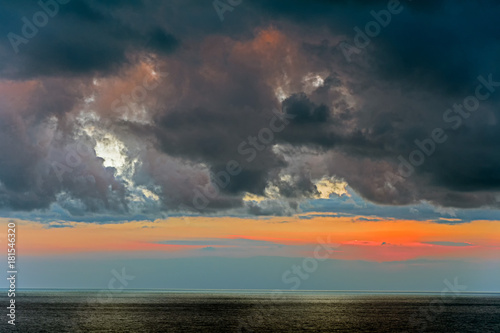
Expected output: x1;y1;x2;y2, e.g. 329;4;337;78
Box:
423;241;474;247
157;238;283;248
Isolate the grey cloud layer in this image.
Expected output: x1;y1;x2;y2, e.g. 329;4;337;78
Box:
1;0;500;220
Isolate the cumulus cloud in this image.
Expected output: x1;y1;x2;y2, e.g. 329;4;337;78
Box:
1;0;500;221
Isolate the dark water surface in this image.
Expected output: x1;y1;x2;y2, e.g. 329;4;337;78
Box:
1;291;499;332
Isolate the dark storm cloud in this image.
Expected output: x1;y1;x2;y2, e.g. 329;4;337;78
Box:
0;0;179;78
1;0;500;220
283;93;330;124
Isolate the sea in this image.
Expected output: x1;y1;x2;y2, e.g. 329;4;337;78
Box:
0;290;499;332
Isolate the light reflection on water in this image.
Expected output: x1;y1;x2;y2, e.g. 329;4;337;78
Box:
1;291;499;332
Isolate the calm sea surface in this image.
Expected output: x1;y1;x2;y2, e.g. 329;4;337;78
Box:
0;290;499;332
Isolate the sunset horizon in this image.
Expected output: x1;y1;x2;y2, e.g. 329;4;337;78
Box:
1;0;499;332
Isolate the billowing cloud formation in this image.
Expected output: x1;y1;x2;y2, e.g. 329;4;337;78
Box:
1;0;500;220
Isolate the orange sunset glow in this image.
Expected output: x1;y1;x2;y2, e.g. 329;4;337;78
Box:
7;215;499;263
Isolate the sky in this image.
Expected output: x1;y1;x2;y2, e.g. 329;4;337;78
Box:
0;0;499;291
